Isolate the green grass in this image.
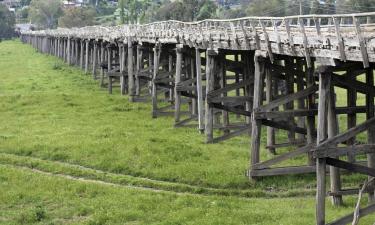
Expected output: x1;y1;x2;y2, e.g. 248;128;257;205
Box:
0;40;320;191
1;165;375;225
0;40;374;224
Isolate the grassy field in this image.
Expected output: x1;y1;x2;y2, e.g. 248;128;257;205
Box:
0;40;374;224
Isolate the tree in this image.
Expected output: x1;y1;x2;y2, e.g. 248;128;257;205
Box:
196;0;217;20
29;0;62;29
0;4;15;39
152;0;185;22
119;0;125;24
20;0;32;7
247;0;286;17
58;7;96;28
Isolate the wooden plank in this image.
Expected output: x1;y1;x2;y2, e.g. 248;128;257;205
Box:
250;165;316;177
207;79;253;98
252;144;313;170
353;16;369;68
299;18;312;68
316;116;375;149
333;17;346;62
261;119;307;135
254;107;366;119
332;73;375;95
258;85;318;112
212;126;250;143
260;21;273;62
314;145;375;158
326;157;375;177
210;103;251;117
326;203;375;225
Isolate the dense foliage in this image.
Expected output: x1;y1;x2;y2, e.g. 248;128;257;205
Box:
29;0;63;29
16;0;375;27
58;7;97;28
0;5;15;39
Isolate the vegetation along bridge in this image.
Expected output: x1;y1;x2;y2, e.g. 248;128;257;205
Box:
20;12;375;225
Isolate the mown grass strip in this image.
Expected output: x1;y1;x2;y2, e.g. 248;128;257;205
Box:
0;152;315;198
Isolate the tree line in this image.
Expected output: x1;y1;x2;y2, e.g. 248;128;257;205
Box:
4;0;375;32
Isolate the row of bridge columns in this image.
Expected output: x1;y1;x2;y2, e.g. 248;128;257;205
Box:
21;34;375;225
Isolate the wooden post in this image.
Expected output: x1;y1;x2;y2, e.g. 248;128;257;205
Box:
250;51;265;168
205;49;217;143
135;45;142;96
80;40;84;69
85;40;89;74
175;44;183;124
285;59;295;143
244;52;254;127
235;54;241;119
168;54;174;102
196;48;204;133
107;46;112;93
67;38;71;65
366;68;375;202
121;44;127;95
316;68;330;225
152;45;160;118
100;43;105;87
296;59;306;141
220;53;229;135
328;80;343;206
265;66;275;154
62;39;66;62
306;60;316;165
347;70;357;163
92;42;97;79
128;39;135;101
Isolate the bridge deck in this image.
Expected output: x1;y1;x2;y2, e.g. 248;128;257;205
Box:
23;12;375;66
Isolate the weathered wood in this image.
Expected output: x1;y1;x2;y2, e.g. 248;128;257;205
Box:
121;44;127;95
205;49;217;143
326;157;375;177
250;165;316;177
316;116;375;149
80;40;84;69
253;144;313;169
196;49;205;132
314;145;375;158
366;68;375;202
212;126;250;143
128;39;135;101
85;40;89;74
347;70;357;163
174;45;183;123
250;51;265;169
92;42;97;79
326;203;375;225
152;45;161;118
327;82;343;206
265;67;275;154
316;70;330;225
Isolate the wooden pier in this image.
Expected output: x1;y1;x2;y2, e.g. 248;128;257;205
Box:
20;12;375;225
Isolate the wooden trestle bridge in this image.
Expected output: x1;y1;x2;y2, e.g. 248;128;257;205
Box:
20;12;375;225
